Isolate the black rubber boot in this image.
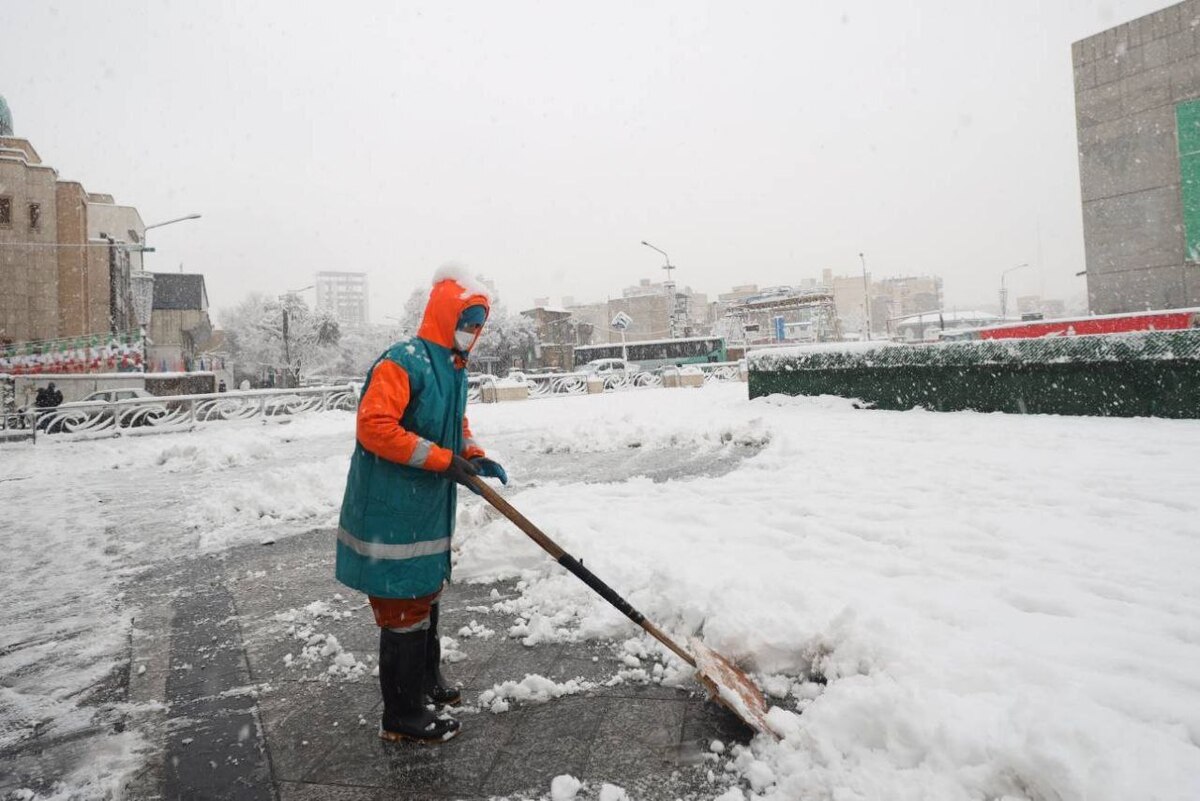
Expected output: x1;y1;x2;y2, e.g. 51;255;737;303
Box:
424;603;462;707
378;628;461;744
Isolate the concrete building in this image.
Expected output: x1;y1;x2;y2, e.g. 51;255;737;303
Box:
1074;0;1200;312
567;279;710;344
315;271;370;328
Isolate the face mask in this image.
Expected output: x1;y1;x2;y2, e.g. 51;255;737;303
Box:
454;329;477;351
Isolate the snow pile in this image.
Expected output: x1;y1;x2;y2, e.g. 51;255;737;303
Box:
456;619;496;639
549;774;582;800
477;673;596;714
463;385;771;454
456;384;1200;800
275;599;369;681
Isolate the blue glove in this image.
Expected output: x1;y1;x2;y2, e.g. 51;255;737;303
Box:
470;457;508;486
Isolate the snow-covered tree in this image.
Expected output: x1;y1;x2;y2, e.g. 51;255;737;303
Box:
220;293;342;386
472;306;538;375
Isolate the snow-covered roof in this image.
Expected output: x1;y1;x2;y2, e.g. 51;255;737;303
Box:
894;310;1003;325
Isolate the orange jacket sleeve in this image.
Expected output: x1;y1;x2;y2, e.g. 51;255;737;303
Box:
357;360;453;471
461;416;486;459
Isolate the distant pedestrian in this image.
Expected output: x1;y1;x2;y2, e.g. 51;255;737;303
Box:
218;380;227;392
335;270;508;744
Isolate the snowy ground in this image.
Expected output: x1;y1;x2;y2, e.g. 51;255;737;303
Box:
2;383;1200;800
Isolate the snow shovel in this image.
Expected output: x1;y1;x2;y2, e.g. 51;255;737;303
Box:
467;475;776;738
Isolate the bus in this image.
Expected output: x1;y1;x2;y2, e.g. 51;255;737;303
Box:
573;336;727;371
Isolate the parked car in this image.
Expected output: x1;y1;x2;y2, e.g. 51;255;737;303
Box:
50;388;169;430
582;358;640;375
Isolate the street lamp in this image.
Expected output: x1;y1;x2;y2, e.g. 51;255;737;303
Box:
141;213;201;268
641;240;679;338
1000;263;1029;319
858;252;871;341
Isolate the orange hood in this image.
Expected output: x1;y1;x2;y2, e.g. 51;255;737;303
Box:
416;278;491;350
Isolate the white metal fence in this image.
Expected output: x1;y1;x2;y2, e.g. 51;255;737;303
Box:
1;361;747;443
467;360;746;402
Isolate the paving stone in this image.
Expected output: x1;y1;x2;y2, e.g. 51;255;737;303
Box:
479;695;611;798
277;780;427;801
258;679;380;783
307;700;522;798
579;694;692;788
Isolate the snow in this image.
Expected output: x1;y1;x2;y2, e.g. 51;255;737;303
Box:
432;262;493;303
456;385;1200;800
550;773;582;800
4;383;1200;799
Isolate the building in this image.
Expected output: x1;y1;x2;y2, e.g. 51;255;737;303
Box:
714;285;838;345
0;136;59;343
147;273;214;372
315;271;369;328
875;275;943;319
566;279;710;344
1016;295;1068;319
1074;1;1200;313
0;97;149;348
519;306;594;370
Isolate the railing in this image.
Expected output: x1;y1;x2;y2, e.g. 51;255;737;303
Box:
467;360;745;402
696;360;748;384
1;385;358;442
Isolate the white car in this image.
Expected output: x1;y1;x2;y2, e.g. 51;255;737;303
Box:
582;358;640;375
54;388;168;429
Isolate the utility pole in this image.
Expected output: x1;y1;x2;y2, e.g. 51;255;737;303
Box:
859;252;871;341
1000;263;1029;319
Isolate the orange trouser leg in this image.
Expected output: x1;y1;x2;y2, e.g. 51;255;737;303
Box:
369;591;441;633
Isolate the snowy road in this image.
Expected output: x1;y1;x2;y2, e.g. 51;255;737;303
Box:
2;383;1200;800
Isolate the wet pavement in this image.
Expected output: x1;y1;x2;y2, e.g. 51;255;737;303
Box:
119;527;757;801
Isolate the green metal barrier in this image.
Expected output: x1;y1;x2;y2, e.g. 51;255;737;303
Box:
747;330;1200;418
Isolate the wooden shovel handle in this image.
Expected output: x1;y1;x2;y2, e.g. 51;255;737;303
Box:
468;475;697;668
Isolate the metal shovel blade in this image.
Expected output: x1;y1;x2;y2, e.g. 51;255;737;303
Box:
688;637;774;737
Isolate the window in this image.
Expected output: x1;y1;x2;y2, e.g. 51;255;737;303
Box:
0;196;10;225
28;202;41;230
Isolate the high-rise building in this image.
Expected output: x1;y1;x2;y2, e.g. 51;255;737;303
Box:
315;271;370;328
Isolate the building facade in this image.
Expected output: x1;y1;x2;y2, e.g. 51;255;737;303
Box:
147;273;213;372
316;271;369;328
1074;0;1200;313
1;111;148;347
0;136;59;343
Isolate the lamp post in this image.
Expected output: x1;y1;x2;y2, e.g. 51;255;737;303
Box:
142;213;201;269
1000;263;1029;319
858;252;871;341
641;240;679;338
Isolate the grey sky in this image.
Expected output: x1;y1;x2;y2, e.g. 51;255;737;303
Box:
1;0;1167;319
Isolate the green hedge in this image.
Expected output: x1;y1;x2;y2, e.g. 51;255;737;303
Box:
747;330;1200;418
